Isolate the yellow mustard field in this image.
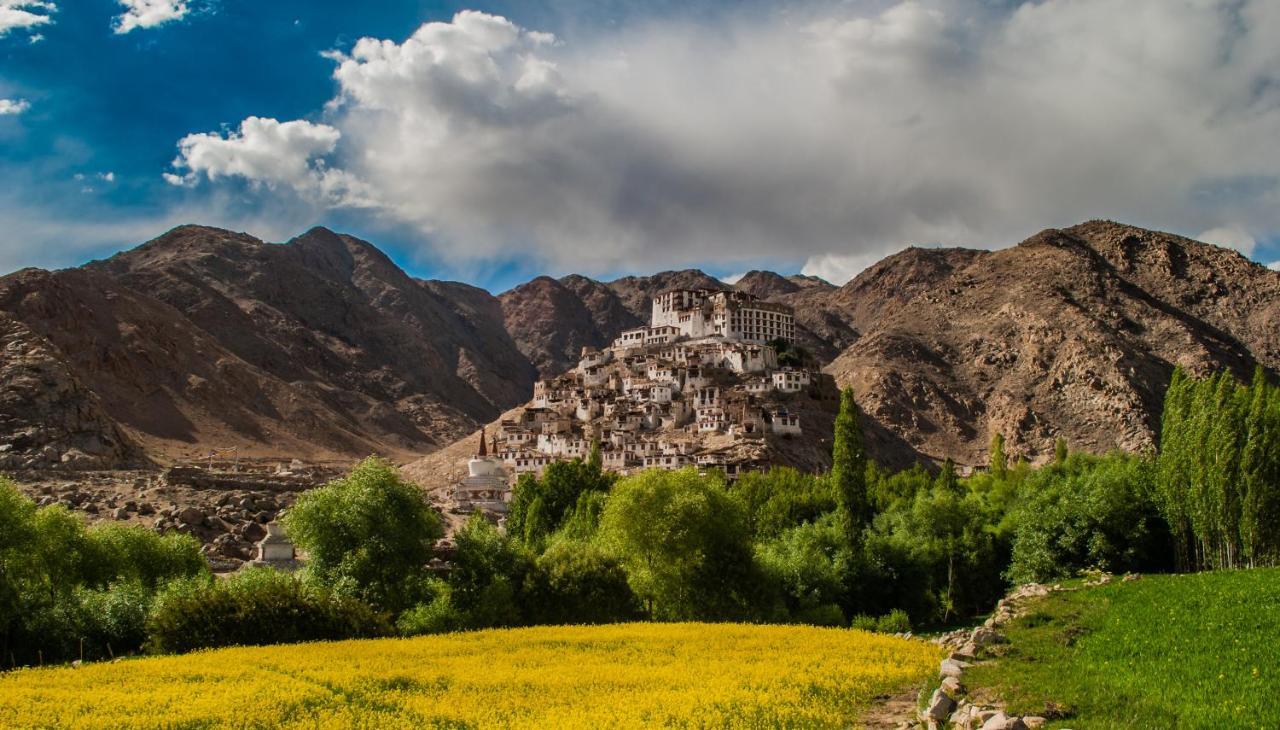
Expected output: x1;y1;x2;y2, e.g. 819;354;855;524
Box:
0;622;941;728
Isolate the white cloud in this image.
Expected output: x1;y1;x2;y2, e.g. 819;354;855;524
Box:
166;116;355;197
98;171;116;182
720;272;747;285
1196;225;1256;257
1269;261;1280;271
0;1;53;37
0;98;30;115
114;0;187;34
171;3;1280;280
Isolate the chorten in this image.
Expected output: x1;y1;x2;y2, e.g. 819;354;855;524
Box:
454;427;510;513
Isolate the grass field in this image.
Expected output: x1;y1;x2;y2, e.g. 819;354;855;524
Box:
963;568;1280;729
0;622;941;728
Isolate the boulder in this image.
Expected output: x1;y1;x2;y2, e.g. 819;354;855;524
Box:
940;676;964;696
1022;717;1046;729
980;712;1026;730
971;626;1007;647
924;688;956;722
112;507;128;520
939;658;968;679
177;507;205;526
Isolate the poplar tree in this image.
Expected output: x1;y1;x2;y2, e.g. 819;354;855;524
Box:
1054;437;1068;466
831;387;870;547
989;433;1008;479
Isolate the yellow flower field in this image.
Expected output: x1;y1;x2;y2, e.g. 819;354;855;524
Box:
0;622;941;728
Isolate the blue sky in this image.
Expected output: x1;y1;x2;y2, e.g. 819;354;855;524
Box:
1;0;1278;292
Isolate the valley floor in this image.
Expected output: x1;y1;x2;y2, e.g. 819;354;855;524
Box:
0;623;940;728
961;568;1280;728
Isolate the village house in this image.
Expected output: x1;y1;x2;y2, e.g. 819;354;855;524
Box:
451;288;820;514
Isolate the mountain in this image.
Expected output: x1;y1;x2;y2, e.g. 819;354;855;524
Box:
0;226;536;466
1;219;1277;472
824;222;1278;464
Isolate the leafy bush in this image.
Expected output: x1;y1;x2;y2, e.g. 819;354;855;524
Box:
876;609;911;634
0;480;206;666
83;525;205;590
848;609;910;634
397;585;465;636
145;568;389;654
755;514;849;625
525;539;641;625
449;516;535;629
1007;453;1172;584
849;614;878;632
284;457;443;613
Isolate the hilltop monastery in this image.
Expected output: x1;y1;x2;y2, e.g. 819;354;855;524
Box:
455;289;826;514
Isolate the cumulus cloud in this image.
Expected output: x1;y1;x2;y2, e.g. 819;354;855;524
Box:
0;98;30;115
1196;225;1257;256
0;0;52;37
165;116;365;200
114;0;187;34
172;2;1280;282
1270;261;1280;272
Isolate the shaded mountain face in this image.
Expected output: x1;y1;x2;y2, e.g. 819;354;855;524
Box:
0;226;536;464
1;219;1276;470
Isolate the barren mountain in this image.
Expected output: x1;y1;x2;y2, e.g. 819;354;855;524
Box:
2;219;1276;473
0;226;536;465
824;222;1278;464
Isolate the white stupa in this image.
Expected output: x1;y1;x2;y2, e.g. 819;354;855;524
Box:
454;428;510;513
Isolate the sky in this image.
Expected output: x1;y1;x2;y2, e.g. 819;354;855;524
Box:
1;0;1279;293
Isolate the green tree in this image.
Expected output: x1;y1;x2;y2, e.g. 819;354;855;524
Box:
507;457;613;550
832;387;870;548
989;433;1008;479
731;466;834;540
283;457;443;613
1054;437;1069;465
597;468;757;620
448;516;535;628
525;539;641;625
754;514;850;625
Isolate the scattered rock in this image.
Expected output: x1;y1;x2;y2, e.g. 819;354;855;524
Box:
924;688;956;722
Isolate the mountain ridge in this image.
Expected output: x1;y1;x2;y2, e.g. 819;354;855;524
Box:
1;219;1276;471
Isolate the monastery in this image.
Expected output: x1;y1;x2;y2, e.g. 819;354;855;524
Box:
453;288;824;515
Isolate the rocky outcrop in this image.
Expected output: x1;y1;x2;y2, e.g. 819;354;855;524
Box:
825;222;1279;465
0;313;144;470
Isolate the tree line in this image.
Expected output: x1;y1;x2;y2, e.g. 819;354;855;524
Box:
1157;366;1280;570
4;365;1275;665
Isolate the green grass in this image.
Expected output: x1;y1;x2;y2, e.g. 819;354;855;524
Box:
963;568;1280;729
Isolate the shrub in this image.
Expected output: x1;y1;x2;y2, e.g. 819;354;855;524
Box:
449;516;535;629
876;609;911;634
145;568;389;654
1007;453;1172;584
849;610;910;634
397;584;465;636
849;614;878;632
83;525;206;590
755;515;849;624
284;457;443;613
525;539;641;625
75;581;151;660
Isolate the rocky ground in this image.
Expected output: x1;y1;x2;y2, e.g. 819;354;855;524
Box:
9;461;344;572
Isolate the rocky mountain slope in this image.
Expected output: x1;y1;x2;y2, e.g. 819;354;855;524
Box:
2;220;1276;471
0;226;536;465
